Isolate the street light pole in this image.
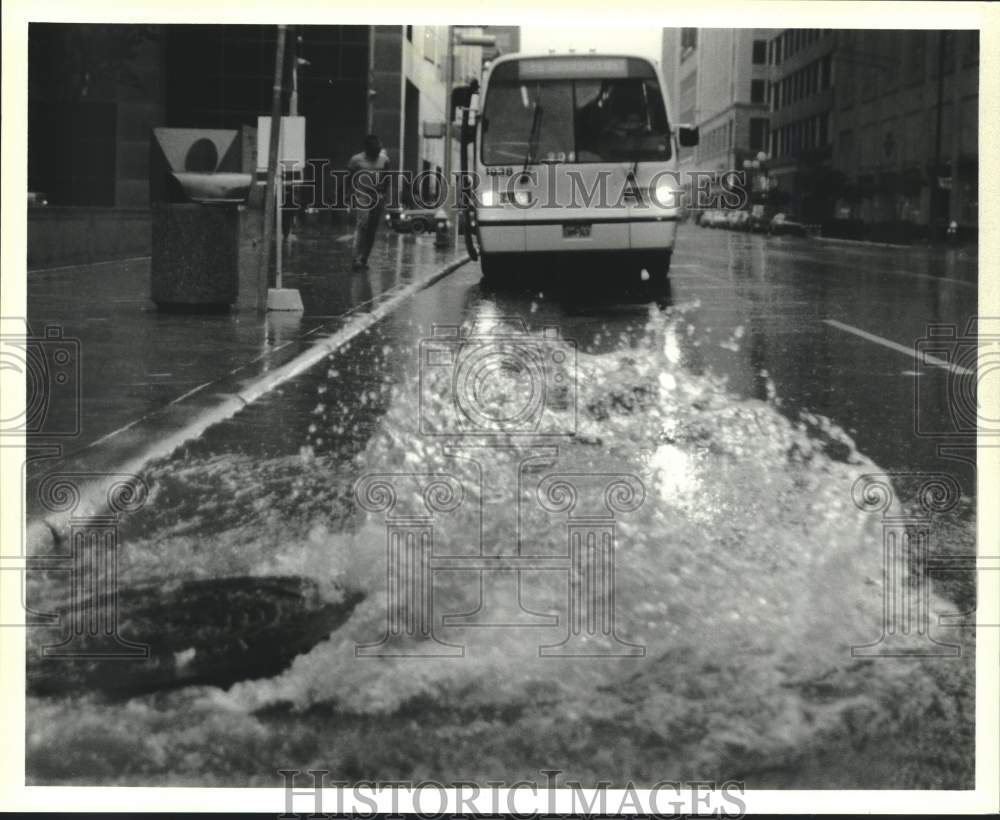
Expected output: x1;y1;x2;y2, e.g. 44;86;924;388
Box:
259;25;287;311
444;26;456;214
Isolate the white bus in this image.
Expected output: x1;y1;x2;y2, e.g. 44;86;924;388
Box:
460;52;698;285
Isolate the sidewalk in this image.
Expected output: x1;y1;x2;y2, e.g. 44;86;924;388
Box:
25;226;468;482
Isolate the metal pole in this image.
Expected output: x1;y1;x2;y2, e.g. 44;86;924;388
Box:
949;31;963;232
931;30;946;242
276;168;283;288
444;26;455;213
290;31;299;117
259;25;287;310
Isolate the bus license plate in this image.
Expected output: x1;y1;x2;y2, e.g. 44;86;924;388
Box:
563;223;592;238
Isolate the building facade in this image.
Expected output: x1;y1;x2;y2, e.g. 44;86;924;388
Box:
661;27;776;175
766;28;978;239
27;23;513;267
766;28;836;224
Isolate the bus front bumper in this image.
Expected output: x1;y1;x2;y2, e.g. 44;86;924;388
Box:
476;213;679;255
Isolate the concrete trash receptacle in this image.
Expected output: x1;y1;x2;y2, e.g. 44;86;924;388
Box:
150;128;263;312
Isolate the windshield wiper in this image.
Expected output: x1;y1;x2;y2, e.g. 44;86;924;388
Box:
629;83;654;179
523;102;543;173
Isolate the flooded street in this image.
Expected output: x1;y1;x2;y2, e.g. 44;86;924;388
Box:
26;229;977;788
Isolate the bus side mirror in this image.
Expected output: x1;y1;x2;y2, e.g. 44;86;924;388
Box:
677;125;699;147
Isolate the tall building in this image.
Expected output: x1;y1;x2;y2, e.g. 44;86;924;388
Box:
830;29;978;238
766;28;978;238
766;29;836;224
372;25;487;207
661;28;776;174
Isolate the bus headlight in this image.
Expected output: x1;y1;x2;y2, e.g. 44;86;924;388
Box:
652;181;681;209
478;189;532;207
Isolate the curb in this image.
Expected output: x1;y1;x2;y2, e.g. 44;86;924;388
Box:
26;254;470;534
812;235;975;252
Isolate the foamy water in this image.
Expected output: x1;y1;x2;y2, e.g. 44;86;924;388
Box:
26;304;974;787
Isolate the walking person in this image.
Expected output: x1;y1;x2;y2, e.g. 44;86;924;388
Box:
347;134;391;270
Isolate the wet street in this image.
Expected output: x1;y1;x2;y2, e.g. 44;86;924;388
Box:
27;226;978;788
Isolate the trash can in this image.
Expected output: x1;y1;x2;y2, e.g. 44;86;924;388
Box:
150;128;264;312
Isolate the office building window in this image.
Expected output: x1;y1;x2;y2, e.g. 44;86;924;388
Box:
750;117;768;151
752;40;767;65
423;27;438;64
28;100;117;206
681;28;697;51
750;79;765;104
905;30;926;85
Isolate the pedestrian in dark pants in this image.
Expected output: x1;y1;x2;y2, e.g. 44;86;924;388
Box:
348;134;391;270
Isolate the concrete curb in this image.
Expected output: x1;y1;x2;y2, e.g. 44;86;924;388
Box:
26;254;471;536
812;235;975;252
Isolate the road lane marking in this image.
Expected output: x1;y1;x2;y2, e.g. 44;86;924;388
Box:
823;318;974;376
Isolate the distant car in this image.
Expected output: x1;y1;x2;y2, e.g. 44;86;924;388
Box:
769;212;808;237
385;207;443;234
727;211;750;231
700;209;724;228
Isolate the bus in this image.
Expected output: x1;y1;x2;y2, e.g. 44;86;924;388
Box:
460;52;698;285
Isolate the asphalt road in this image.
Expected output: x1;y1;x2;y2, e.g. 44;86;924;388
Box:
27;227;979;788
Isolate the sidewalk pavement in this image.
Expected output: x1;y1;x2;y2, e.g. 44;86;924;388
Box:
25;226;468;483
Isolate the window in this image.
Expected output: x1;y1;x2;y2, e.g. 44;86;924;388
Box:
905;30;926;85
752;40;767;65
481;67;671;164
421;159;433;201
751;79;765;103
750;117;768;151
405;26;412;42
681;28;697;52
965;30;980;66
28;100;117;205
423;27;438;64
941;30;956;76
773;36;782;65
821;54;831;89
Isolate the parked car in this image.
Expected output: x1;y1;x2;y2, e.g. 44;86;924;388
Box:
700;209;725;228
769;212;808;237
384;207;442;234
726;210;751;231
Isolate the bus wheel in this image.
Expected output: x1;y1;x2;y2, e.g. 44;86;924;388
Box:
479;253;506;285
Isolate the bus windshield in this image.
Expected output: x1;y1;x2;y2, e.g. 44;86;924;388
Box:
481;72;671;165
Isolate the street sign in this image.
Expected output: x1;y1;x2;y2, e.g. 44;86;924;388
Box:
256;116;306;171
